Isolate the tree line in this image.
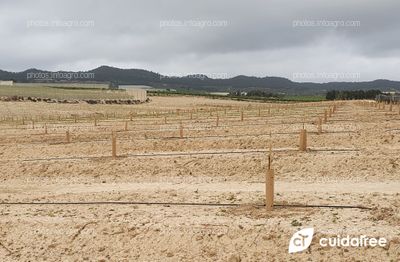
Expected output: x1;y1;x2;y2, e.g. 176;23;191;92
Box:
326;90;381;100
228;90;281;98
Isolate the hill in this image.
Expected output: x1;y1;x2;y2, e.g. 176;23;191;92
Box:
1;66;400;95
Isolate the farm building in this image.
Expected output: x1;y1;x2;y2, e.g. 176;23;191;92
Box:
119;85;149;101
126;88;147;101
0;80;14;86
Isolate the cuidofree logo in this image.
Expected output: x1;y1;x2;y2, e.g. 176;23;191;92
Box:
288;228;388;254
288;228;314;253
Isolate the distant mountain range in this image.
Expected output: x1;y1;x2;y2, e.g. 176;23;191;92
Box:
1;65;400;95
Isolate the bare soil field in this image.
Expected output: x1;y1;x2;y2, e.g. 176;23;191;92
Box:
0;96;399;261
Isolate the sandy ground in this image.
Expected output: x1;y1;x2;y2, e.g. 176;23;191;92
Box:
0;96;399;261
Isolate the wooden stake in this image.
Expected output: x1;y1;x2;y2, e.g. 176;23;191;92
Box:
216;115;219;127
323;110;328;123
317;117;322;135
66;130;71;143
240;110;244;121
94;117;97;126
112;132;117;158
164;116;167;124
266;145;274;211
44;124;48;134
124;121;128;131
179;123;184;138
32;120;35;129
299;129;307;151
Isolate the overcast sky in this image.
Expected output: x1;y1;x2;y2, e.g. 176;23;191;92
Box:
0;0;399;82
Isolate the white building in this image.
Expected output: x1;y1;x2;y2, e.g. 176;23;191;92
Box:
119;85;149;101
0;80;14;86
126;89;147;101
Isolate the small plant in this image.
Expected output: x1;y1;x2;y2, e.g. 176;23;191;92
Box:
291;219;302;227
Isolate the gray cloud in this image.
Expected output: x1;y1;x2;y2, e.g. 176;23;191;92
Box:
0;0;399;82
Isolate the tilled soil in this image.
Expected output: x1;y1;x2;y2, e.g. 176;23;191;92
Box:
0;97;399;261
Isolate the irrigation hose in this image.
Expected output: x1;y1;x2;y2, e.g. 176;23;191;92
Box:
0;201;371;210
2;147;358;162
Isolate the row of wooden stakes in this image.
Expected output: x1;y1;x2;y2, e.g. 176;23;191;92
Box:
267;104;338;210
40;103;338;156
35;104;336;135
34;104;338;213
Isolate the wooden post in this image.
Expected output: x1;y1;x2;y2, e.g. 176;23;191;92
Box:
266;146;274;211
74;115;77;123
240;110;244;122
164;116;167;124
323;110;328;123
44;124;48;135
216;115;219;127
299;129;307;151
179;123;184;138
317;117;322;134
389;102;393;112
94;117;97;126
124;121;128;131
130;113;133;121
258;108;261;117
190;112;193;120
112;132;117;158
66;130;71;143
32;120;35;129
